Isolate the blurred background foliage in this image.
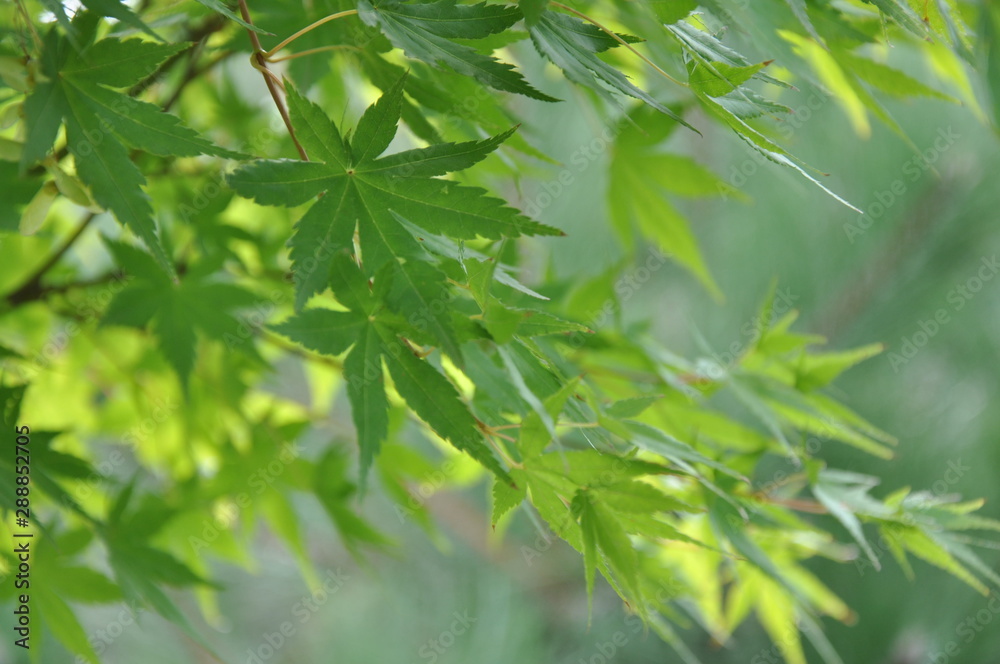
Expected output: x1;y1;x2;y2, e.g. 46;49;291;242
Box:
1;0;1000;662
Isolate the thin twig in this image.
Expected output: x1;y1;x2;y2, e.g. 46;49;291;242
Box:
162;49;235;111
237;0;308;160
262;9;359;59
5;213;98;307
265;44;361;63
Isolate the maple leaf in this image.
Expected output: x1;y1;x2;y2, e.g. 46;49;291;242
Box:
527;10;693;128
99;240;262;388
271;251;512;488
20;21;243;273
227;73;562;363
357;0;558;101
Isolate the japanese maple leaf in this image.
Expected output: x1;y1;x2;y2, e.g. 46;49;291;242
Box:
227;73;561;363
100;240;262;388
272;251;512;487
21;21;242;272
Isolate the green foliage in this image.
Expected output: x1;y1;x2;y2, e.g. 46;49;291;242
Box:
0;0;998;661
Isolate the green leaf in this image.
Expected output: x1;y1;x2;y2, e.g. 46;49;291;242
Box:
192;0;273;34
63;86;172;272
864;0;930;36
382;332;511;483
836;51;957;102
519;0;549;26
314;448;393;552
372;126;518;177
689;60;768;97
895;527;988;595
64;79;242;159
22;32;243;273
793;343;884;391
103;242;263;385
57;567;123;604
646;0;697;24
605;395;661;419
574;490;599;622
35;589;100;664
20;81;66;171
529;11;690;127
81;0;162;41
813;483;881;570
345;323;389;488
285;81;352;168
271;309;365;357
608;150;721;298
288;179;358;310
627;421;747;480
514;309;591;337
572;489;646;617
229;78;559;317
357;0;558;101
386;259;464;363
667;21;791;91
61;38;186;87
783;0;823;43
492;469;526;524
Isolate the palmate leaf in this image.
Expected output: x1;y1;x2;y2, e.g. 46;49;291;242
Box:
80;0;162;40
608;139;723;299
228;74;561;357
20;27;241;273
863;0;930;36
100;240;262;387
102;483;221;656
272;252;512;487
528;11;693;129
357;0;557;101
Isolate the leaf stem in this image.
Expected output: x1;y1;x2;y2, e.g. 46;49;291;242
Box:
262;10;359;60
264;44;361;63
4;213;98;307
548;1;686;87
14;0;43;51
237;0;309;160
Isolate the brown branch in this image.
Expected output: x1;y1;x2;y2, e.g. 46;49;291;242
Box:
127;14;227;98
162;49;235;112
236;0;309;160
4;213;98;307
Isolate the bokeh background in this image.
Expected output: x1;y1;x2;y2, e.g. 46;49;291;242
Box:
8;9;1000;664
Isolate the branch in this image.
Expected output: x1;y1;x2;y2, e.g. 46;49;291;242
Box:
127;14;227;98
4;213;98;307
237;0;309;160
